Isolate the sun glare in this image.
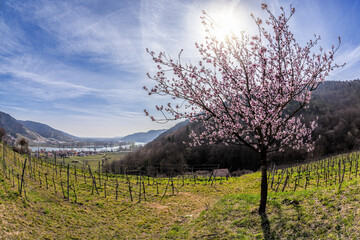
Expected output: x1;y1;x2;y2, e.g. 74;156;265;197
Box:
193;2;256;42
186;4;255;53
212;13;240;40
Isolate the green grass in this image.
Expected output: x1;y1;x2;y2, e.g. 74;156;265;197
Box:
170;180;360;239
41;151;127;171
1;144;360;239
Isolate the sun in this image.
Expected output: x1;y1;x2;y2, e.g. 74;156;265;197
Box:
201;4;254;42
187;5;254;46
212;13;240;40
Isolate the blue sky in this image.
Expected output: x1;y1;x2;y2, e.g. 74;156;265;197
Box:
0;0;359;137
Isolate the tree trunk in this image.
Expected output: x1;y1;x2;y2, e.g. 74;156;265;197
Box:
258;150;268;215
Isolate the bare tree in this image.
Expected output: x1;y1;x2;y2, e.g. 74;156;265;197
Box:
0;127;6;142
17;137;30;154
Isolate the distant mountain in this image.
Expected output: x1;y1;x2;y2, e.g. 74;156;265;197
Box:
157;120;189;137
121;129;167;143
0;110;170;145
0;111;44;140
0;111;76;144
19;120;78;142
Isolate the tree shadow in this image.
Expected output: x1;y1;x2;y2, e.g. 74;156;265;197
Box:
260;213;275;240
269;198;311;239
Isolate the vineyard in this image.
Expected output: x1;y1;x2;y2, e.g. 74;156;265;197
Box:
0;143;238;205
1;141;360;239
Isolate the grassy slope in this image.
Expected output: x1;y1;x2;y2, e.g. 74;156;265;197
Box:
1;146;360;239
0;173;257;239
169;180;360;239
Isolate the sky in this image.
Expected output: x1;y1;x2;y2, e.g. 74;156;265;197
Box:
0;0;359;138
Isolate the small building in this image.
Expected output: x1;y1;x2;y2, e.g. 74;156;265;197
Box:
212;169;231;178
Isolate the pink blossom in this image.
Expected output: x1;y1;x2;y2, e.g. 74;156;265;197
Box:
144;5;342;156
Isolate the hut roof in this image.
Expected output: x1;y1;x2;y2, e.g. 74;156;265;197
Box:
213;168;231;177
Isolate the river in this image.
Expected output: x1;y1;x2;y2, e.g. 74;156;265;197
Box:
29;142;146;152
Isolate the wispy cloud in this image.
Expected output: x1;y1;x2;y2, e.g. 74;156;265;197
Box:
8;0;144;68
327;44;360;80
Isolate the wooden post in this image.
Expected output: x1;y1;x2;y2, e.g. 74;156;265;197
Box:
12;168;14;187
70;184;77;203
356;156;359;178
60;181;66;199
115;181;119;200
161;177;171;201
2;142;6;175
88;165;99;195
282;174;289;192
29;154;33;180
128;180;133;202
23;182;28;201
156;179;159;195
98;161;101;187
39;171;42;187
54;155;57;176
74;166;77;183
83;164;86;184
53;176;57;194
13;151;16;168
275;170;285;192
19;155;27;195
270;165;276;189
67;164;70;200
45;173;48;190
60;162;62;179
142;181;147;201
138;174;142;203
17;174;20;193
338;159;341;184
304;173;309;190
349;156;352;180
339;160;346;190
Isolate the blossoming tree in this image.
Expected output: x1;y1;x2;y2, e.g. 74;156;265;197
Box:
144;4;342;214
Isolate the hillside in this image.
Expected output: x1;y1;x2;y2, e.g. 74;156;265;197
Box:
120;129;167;142
108;80;360;174
19;120;78;142
1;143;360;239
0;111;79;144
0;111;44;141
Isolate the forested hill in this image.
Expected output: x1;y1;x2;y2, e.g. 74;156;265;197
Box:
105;80;360;174
309;80;360;155
120;129;167;143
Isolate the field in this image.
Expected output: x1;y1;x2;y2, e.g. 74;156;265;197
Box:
62;151;128;170
1;142;360;239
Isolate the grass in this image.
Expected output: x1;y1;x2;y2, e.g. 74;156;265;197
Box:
1;143;360;239
170;182;360;239
51;151;128;170
0;171;251;239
